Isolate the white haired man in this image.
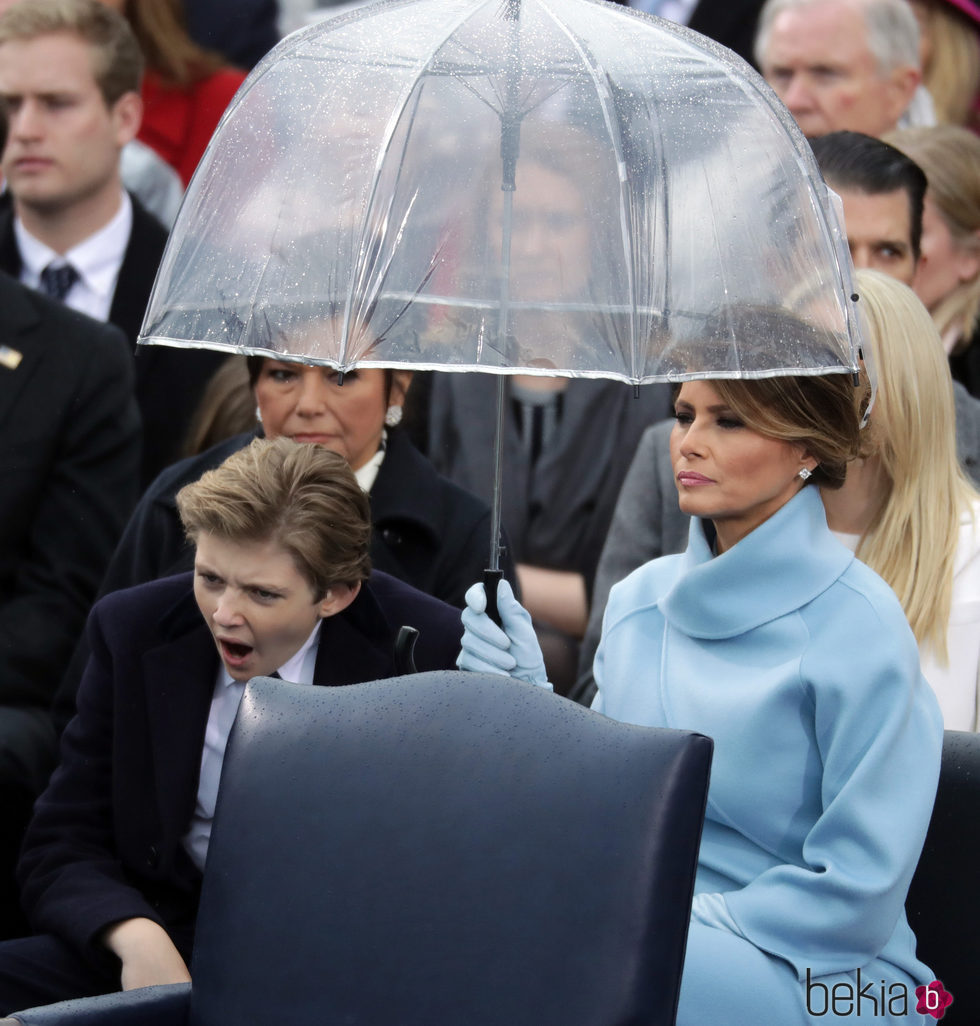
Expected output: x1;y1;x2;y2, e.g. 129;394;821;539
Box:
755;0;925;137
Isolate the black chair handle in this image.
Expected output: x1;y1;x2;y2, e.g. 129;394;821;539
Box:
394;626;419;675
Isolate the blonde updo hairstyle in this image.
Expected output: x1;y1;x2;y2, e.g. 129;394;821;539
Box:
675;302;865;491
708;372;862;491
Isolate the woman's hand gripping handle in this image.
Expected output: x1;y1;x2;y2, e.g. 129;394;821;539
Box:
457;579;551;690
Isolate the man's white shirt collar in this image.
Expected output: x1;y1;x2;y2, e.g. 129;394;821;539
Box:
184;620;324;871
354;435;386;493
14;191;132;320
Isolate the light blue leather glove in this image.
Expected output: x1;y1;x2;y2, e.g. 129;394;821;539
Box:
457;580;550;689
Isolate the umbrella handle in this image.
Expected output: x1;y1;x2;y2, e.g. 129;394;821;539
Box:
483;568;503;627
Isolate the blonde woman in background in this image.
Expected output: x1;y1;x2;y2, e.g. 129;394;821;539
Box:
822;269;980;728
886;125;980;396
907;0;980;130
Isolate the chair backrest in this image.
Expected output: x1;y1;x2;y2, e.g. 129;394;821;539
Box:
906;729;980;1021
188;671;713;1026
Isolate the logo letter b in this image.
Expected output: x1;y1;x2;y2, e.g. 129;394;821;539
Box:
806;970;829;1016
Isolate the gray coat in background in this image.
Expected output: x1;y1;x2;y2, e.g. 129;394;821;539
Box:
427;374;671;592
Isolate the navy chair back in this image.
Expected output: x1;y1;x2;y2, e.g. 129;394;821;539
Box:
905;730;980;1022
187;670;712;1026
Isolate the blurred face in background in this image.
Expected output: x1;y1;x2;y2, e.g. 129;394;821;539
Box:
912;196;980;312
0;30;138;217
761;1;919;137
837;185;916;284
490;160;591;303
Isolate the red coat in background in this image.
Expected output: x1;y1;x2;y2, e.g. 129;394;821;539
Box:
138;67;246;186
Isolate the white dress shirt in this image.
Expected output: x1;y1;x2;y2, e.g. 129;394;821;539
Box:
354;437;385;492
14;191;133;323
182;620;323;871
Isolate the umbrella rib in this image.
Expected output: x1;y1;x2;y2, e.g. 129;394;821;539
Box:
446;33;569;123
536;1;640;381
338;1;481;367
205;15;385;357
371;201;448;346
699;166;741;376
343;91;426;353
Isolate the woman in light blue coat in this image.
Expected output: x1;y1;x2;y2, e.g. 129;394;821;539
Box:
459;369;944;1025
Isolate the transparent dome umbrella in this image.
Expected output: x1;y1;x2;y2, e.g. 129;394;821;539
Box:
140;0;867;608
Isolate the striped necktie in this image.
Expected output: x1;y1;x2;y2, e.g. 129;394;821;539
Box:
39;262;79;302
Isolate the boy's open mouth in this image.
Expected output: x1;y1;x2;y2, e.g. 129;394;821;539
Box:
220;639;253;661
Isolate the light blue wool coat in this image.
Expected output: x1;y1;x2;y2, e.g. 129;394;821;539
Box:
594;486;944;1025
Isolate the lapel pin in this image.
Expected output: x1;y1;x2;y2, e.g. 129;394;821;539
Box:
0;346;23;370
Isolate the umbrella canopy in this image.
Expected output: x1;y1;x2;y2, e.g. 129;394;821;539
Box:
140;0;863;384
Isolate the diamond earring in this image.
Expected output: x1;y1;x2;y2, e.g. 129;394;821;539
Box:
255;404;263;424
798;467;812;481
385;404;403;428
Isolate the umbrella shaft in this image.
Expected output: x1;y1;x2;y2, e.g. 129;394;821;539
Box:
488;374;506;572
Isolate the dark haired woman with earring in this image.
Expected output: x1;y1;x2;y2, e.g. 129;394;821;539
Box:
458;363;943;1025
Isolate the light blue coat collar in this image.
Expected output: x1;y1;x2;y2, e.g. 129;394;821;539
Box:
660;487;854;639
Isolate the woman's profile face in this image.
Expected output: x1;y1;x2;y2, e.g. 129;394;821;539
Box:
913;196;980;314
670;380;814;552
254;362;405;471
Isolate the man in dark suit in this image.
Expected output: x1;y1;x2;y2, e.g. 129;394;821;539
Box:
0;270;141;939
0;0;224;486
0;440;462;1012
